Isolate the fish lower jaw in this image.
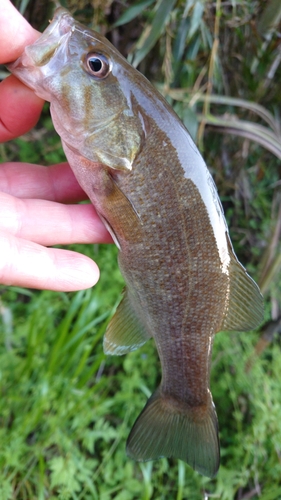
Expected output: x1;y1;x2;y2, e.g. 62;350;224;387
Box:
8;59;49;100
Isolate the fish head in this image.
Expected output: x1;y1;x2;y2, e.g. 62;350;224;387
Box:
8;7;145;171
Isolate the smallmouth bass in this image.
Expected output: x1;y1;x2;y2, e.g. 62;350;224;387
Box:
8;8;263;478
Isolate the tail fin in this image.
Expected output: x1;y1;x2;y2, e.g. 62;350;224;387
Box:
126;388;219;478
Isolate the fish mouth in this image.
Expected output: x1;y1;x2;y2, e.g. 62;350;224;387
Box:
8;7;74;73
25;8;75;67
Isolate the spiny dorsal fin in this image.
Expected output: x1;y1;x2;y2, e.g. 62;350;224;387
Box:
103;289;151;355
126;388;220;478
221;238;263;332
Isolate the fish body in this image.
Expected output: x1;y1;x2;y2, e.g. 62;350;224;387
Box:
8;8;263;478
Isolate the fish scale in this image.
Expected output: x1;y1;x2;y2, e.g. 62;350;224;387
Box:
8;7;263;478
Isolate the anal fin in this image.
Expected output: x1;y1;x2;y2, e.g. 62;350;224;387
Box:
103;289;151;355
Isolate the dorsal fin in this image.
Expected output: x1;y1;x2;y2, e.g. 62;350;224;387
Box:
221;237;263;332
103;289;151;355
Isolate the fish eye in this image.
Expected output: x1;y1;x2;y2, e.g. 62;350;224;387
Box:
85;53;111;79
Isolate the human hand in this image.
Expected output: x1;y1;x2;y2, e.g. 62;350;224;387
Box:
0;0;112;291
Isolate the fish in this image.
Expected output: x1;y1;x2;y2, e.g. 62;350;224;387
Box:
8;7;263;478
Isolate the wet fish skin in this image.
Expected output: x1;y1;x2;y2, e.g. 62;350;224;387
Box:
8;8;263;478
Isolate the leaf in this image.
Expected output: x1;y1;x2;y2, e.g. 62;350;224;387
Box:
113;0;155;27
18;0;31;15
257;0;281;39
261;487;281;500
198;113;281;159
187;0;205;41
130;0;177;67
173;16;190;62
173;102;198;141
49;456;80;492
195;94;280;134
0;476;13;500
165;90;281;136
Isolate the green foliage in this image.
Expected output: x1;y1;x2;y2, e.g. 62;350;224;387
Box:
2;0;281;498
128;0;177;68
3;297;281;498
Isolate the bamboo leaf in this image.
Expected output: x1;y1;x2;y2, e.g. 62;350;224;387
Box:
257;0;281;39
165;89;280;135
195;94;281;135
187;0;205;41
130;0;177;67
173;16;190;62
113;0;155;28
198;114;281;160
19;0;31;14
0;70;10;80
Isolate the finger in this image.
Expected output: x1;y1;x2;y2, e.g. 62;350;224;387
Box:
0;1;44;141
0;162;86;203
0;76;44;142
0;192;112;245
0;0;39;63
0;231;100;291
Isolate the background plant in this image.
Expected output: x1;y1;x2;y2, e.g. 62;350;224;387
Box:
0;0;280;498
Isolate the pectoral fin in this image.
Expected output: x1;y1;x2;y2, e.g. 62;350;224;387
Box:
95;148;133;172
103;289;151;355
221;238;263;332
97;171;142;245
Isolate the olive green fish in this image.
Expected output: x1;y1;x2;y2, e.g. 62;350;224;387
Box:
8;8;263;478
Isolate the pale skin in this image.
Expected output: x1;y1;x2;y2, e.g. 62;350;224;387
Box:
0;0;112;291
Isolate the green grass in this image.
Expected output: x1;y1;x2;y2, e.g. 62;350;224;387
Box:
1;0;281;498
1;290;281;498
